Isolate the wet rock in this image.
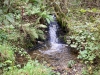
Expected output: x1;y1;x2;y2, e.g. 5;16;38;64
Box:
66;36;71;40
70;47;79;54
50;57;60;61
37;41;44;44
65;44;68;47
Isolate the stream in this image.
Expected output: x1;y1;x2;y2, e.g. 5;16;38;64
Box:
28;16;84;75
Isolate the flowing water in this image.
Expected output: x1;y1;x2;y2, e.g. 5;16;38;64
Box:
41;16;65;55
28;16;84;75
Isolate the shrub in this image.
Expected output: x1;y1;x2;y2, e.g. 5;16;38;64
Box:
3;60;55;75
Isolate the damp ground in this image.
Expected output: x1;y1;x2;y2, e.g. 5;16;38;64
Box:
28;43;85;75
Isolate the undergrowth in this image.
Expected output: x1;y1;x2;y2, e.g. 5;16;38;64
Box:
0;43;55;75
66;7;100;75
3;60;55;75
0;0;53;48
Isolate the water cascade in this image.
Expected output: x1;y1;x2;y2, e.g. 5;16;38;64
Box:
49;17;59;43
40;16;65;55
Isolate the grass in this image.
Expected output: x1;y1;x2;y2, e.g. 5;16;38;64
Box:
3;60;55;75
0;44;15;61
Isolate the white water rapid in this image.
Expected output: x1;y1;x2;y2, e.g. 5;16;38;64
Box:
40;16;65;55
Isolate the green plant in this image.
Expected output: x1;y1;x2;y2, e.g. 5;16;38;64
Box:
24;1;53;23
0;44;15;61
15;47;31;60
3;60;55;75
0;0;16;26
66;7;100;64
0;29;7;44
0;43;15;72
68;30;98;63
67;60;75;68
65;6;100;75
82;68;90;75
0;0;53;49
93;70;100;75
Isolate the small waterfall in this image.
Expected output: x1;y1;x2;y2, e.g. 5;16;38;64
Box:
40;15;65;55
49;17;59;43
